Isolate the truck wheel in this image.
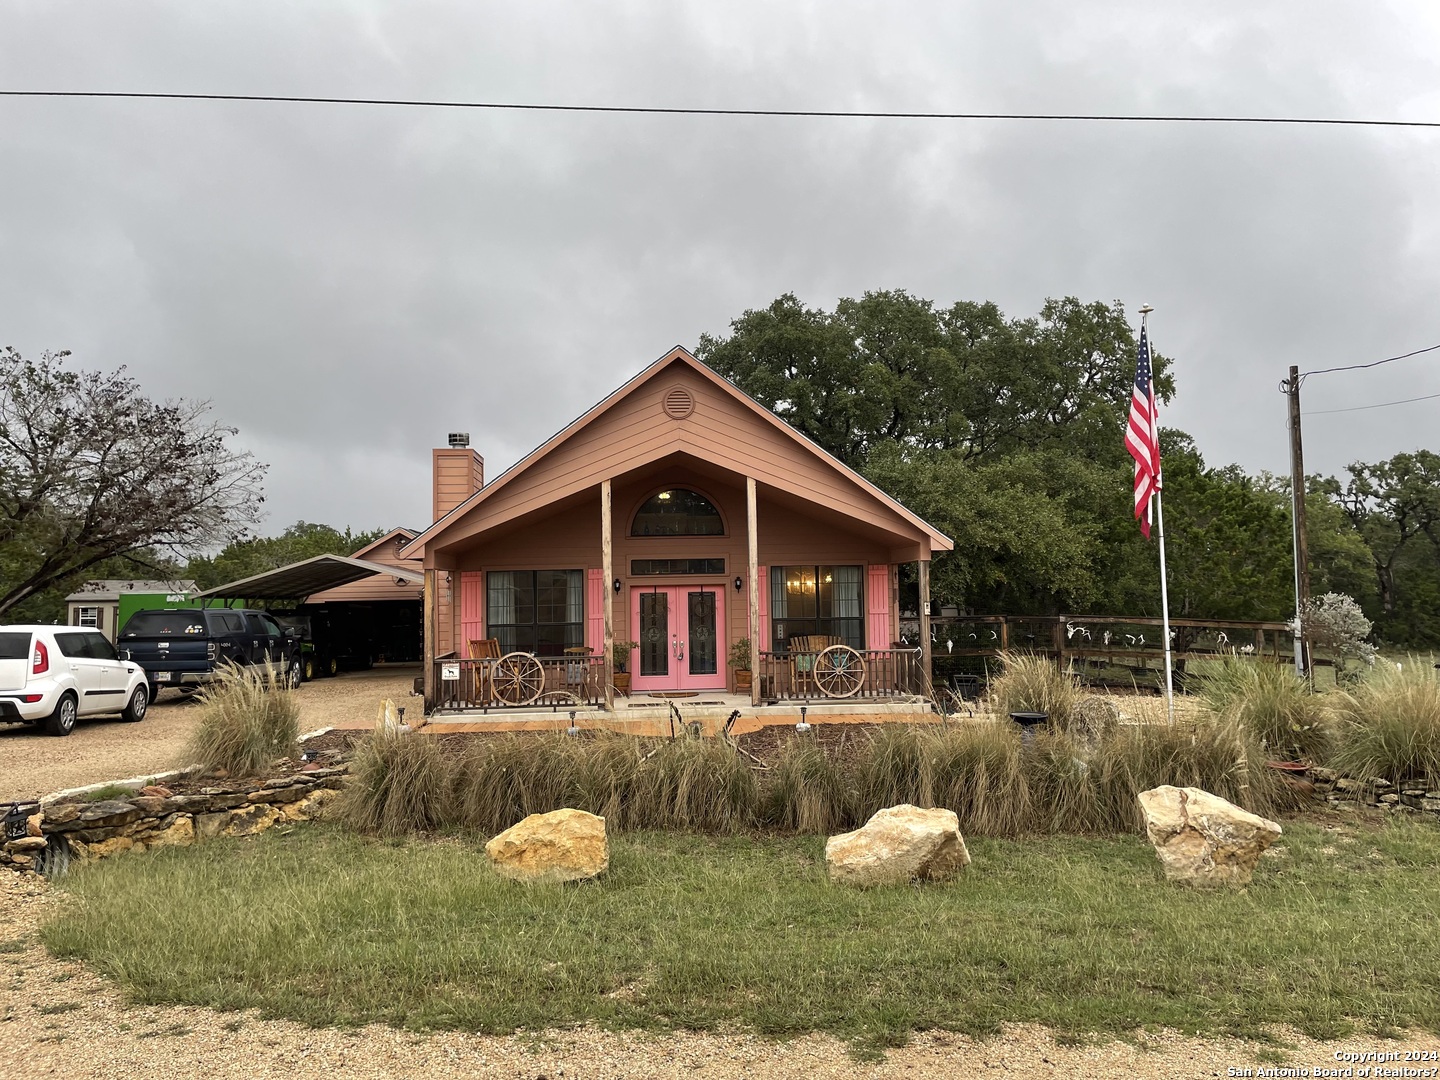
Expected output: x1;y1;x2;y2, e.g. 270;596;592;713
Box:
44;693;77;737
286;657;303;689
119;683;149;723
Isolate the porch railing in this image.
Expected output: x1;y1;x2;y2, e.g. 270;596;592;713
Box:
755;648;925;703
431;654;606;712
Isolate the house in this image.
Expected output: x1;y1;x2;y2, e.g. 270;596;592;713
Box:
64;580;198;642
400;347;953;714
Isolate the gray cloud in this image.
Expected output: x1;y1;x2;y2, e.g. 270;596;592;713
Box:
1;0;1437;539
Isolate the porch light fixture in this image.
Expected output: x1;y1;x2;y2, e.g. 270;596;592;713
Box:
733;576;743;591
613;578;622;592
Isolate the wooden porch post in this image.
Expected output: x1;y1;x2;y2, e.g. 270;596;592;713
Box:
918;557;932;699
423;568;436;712
601;479;614;711
747;476;760;707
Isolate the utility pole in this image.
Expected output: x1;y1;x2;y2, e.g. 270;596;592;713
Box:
1284;365;1311;677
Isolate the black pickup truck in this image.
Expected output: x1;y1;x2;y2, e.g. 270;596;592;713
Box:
118;608;302;694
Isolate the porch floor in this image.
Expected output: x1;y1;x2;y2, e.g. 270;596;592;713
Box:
422;693;938;737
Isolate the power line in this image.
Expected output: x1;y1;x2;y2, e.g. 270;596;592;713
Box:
1299;342;1440;380
1307;390;1440;415
2;89;1440;128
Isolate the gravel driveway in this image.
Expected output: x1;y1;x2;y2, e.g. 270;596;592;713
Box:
0;666;421;802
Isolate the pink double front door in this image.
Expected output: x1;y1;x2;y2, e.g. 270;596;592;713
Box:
628;584;727;692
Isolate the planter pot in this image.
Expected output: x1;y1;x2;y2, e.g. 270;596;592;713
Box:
734;669;752;691
612;672;631;694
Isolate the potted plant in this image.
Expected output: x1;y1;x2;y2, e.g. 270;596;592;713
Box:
729;637;753;692
611;640;639;694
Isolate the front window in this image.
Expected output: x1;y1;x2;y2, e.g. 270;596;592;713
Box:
769;565;864;650
487;570;584;656
630;489;724;536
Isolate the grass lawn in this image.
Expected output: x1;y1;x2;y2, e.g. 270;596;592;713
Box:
40;820;1440;1054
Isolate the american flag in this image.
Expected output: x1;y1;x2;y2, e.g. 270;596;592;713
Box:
1125;322;1160;538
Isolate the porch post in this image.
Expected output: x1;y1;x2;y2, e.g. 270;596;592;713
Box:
601;479;614;712
918;557;932;699
423;568;436;712
747;476;760;707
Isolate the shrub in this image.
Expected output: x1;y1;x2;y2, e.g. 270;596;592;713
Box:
1329;660;1440;786
924;722;1032;837
181;663;299;776
337;728;452;836
988;652;1078;732
1193;657;1332;762
1302;592;1378;665
625;737;760;831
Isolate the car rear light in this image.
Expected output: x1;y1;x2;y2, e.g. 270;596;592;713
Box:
32;640;48;675
207;642;217;660
20;694;42;703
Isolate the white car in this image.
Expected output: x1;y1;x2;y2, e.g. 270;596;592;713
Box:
0;625;151;737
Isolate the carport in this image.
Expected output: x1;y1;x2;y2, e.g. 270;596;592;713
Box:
193;554;425;674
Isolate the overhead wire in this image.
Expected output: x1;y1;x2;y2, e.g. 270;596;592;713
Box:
1306;391;1440;416
1;89;1439;129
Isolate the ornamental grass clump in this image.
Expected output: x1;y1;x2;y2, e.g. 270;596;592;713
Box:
763;735;855;834
337;727;452;836
1193;656;1332;762
1328;660;1440;787
181;663;299;777
988;652;1079;732
625;737;760;831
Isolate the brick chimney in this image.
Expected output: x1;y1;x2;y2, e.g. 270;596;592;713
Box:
432;433;485;522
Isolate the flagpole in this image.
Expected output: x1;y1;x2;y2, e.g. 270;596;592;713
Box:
1141;305;1177;725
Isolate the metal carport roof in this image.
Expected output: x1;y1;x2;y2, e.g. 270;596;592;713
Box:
190;554;424;601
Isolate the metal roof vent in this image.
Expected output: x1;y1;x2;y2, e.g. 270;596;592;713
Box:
448;432;470;448
662;386;694;420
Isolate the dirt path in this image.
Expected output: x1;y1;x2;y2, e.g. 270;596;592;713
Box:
2;874;1433;1079
0;666;420;802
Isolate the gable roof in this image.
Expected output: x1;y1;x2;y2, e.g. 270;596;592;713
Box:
349;527;419;561
400;347;953;557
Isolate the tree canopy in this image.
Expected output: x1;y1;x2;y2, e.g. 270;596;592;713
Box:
698;290;1435;648
0;347;266;616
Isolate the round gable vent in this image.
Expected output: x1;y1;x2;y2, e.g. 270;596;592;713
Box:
662;386;695;420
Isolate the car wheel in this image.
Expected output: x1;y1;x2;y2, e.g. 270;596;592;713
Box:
44;693;77;737
119;683;149;723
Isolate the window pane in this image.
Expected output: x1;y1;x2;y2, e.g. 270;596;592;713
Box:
631;489;724;536
55;632;89;658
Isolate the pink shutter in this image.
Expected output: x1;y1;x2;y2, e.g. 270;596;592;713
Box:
460;571;484;655
867;564;891;650
757;566;770;653
586;569;605;655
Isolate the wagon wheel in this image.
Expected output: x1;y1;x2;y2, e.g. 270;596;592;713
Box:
493;652;546;706
814;645;866;699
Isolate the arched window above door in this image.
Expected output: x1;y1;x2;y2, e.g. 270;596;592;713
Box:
631;489;725;536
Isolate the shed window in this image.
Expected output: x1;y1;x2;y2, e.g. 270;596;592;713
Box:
769;565;864;650
631;489;724;536
487;570;584;656
76;606;100;628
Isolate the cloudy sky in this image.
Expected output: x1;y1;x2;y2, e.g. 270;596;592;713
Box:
3;1;1437;541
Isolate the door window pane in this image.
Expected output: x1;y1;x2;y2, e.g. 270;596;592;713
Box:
688;591;717;676
638;591;669;677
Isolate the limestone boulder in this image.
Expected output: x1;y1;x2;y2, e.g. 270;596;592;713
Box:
485;809;608;884
825;804;971;887
1137;785;1282;887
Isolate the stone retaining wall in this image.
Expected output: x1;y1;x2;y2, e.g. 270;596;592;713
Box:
1;765;349;873
1303;766;1440;815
